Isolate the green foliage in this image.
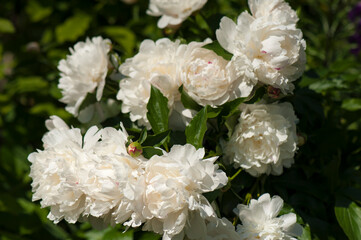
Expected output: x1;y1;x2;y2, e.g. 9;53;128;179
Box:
55;12;92;43
146;85;169;134
185;107;208;149
335;202;361;240
0;18;15;33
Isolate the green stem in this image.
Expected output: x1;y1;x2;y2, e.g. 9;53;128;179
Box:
229;168;242;182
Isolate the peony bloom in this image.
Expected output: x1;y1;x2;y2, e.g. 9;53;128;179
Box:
205;218;240;240
117;38;182;128
235;193;303;239
225;102;298;176
28;116;144;226
147;0;208;29
28;116;102;223
82;126;145;227
216;0;306;92
179;42;254;107
141;144;228;240
58;36;111;117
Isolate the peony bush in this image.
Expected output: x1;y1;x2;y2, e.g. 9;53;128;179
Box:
0;0;358;239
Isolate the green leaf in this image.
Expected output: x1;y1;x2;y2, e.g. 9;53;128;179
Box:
203;41;232;60
142;130;171;147
299;224;312;240
335;202;361;240
203;189;221;203
0;18;15;33
309;79;347;93
244;86;266;104
179;85;202;111
185;107;208;149
341;99;361;111
103;26;135;56
55;12;91;43
146;85;169;134
7;76;48;96
142;147;163;159
136;232;161;240
206;106;222;118
25;0;52;22
138;128;148;144
220;97;246;120
103;228;133;240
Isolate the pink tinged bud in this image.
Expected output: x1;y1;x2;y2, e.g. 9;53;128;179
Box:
208;61;212;64
267;86;281;99
261;51;267;54
127;142;143;157
275;68;281;71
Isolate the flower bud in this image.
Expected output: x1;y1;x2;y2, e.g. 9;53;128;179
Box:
267;86;281;99
127;142;143;157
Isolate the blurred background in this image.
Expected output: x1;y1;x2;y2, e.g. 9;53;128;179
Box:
0;0;361;239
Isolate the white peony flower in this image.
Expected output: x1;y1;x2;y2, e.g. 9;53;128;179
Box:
58;36;111;116
225;102;298;176
117;38;211;129
29;116;145;226
81;125;145;227
28;116;102;223
117;38;182;128
147;0;208;29
235;193;303;239
180;43;254;107
205;218;240;240
216;0;306;92
141;144;228;240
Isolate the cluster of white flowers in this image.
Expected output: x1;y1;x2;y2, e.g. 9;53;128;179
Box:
32;0;308;239
235;193;303;239
216;0;306;93
147;0;208;29
117;38;253;129
225;102;299;176
29;116;228;239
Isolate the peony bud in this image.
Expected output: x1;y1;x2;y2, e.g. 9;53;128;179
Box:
127;142;143;157
267;86;282;99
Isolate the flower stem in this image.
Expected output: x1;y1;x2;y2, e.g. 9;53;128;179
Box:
229;168;242;182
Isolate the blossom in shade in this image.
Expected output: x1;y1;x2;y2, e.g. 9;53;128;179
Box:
58;36;111;116
225;102;298;176
147;0;208;29
141;144;228;240
216;0;306;93
235;193;303;239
